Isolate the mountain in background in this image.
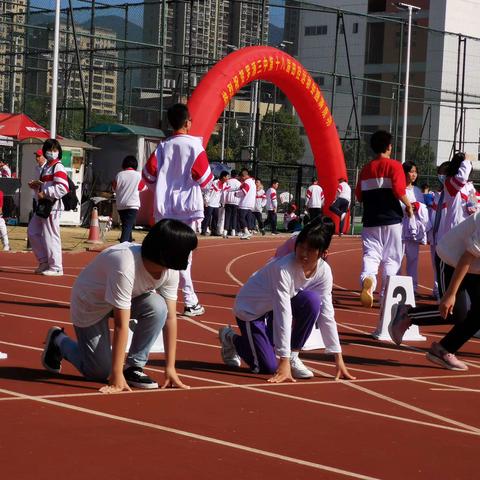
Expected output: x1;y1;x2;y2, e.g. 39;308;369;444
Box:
268;23;284;46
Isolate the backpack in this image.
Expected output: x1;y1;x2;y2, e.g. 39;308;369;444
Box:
53;163;79;211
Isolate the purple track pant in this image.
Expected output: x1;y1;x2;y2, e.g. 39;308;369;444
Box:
233;290;320;374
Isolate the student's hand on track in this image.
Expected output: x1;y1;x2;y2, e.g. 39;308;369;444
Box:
99;373;132;394
440;293;455;319
162;367;190;389
334;365;356;381
267;358;296;383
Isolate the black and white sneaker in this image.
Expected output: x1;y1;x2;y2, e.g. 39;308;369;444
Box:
123;366;159;389
183;303;205;317
41;327;64;373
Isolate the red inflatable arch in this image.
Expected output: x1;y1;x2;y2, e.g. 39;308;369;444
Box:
188;45;348;229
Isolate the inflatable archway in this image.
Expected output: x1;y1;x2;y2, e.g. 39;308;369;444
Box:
188;45;347;227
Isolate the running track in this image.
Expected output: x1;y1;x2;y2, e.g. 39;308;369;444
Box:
0;236;479;479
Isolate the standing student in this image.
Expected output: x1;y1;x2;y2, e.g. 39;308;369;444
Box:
355;130;413;307
0;189;9;251
389;210;480;371
27;138;68;276
113;155;146;243
41;219;194;392
223;170;241;238
265;179;279;235
219;217;355;382
329;178;351;236
142;103;213;317
252;178;266;235
398;161;430;293
236;168;256;240
202;170;229;236
0;159;11;178
305;177;324;220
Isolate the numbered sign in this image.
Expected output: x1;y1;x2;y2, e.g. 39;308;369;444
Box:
372;275;426;342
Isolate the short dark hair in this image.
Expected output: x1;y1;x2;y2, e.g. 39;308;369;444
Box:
42;138;63;159
141;219;198;270
295;215;334;253
272;179;279;185
446;152;466;177
437;161;449;175
240;168;249;176
122;155;138;170
312;177;318;183
167;103;190;131
230;169;237;177
370;130;392;155
219;170;229;179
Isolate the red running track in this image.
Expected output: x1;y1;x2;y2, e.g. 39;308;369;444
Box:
0;236;479;479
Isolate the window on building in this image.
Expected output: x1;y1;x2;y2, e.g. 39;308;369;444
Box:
305;25;328;36
353;23;359;34
363;74;382;115
313;76;325;86
336;76;342;86
366;23;384;64
339;24;345;34
368;0;387;12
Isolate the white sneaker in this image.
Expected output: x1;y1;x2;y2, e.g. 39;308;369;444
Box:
183;303;205;316
3;245;10;251
239;232;251;240
35;263;49;274
219;326;241;367
290;353;314;379
41;269;63;276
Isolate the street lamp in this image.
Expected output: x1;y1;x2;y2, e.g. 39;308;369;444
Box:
394;2;421;163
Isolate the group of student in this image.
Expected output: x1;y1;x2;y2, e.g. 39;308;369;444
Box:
357;130;480;371
11;106;476;391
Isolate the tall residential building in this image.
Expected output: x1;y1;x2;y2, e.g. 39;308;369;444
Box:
0;0;27;112
288;0;480;165
142;0;269;92
26;23;118;117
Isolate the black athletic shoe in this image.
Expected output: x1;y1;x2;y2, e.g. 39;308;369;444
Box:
123;366;159;389
41;327;64;373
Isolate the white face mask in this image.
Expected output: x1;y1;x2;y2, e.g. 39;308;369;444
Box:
45;151;59;160
438;174;446;184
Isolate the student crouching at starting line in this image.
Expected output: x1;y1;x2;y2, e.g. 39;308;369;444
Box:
219;216;355;382
41;219;196;393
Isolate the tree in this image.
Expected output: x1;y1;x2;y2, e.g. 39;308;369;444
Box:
258;108;305;165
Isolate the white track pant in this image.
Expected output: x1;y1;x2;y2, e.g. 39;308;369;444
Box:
179;219;200;307
0;217;9;248
27;211;63;271
399;239;419;291
360;223;403;293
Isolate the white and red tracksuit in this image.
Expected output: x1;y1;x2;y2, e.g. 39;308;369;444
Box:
428;190;447;297
305;183;324;209
355;156;406;293
27;160;69;272
236;177;256;231
0;190;9;250
265;187;277;211
0;164;11;178
399;186;431;291
142;134;212;307
436;160;473;242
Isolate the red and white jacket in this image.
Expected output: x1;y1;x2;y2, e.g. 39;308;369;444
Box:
0;164;11;178
224;178;241;206
142;134;213;222
305;183;324;209
236;177;256;210
254;188;266;213
266;187;277;211
436;159;472;241
39;160;69;212
206;179;229;208
113;169;146;210
336;181;351;204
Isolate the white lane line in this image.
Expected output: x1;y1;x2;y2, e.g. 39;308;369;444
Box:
2;339;479;436
0;386;380;480
0;275;72;289
225;248;276;286
0;291;70;305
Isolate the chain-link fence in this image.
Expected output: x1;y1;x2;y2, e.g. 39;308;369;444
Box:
1;0;480;228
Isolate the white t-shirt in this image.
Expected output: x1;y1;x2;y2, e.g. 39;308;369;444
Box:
71;243;179;328
233;253;341;358
113;169;146;210
265;187;277;211
436;210;480;274
336;181;351;203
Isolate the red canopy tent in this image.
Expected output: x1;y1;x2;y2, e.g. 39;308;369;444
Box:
0;113;53;140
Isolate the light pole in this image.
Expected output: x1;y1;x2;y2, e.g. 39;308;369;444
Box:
50;0;61;138
394;2;421;163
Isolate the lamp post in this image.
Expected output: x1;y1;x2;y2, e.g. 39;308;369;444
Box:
50;0;61;138
394;2;421;163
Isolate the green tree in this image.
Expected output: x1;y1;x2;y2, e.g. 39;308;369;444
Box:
258;108;305;164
